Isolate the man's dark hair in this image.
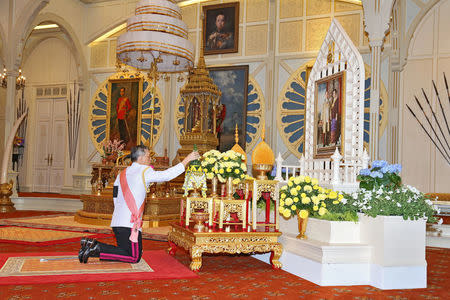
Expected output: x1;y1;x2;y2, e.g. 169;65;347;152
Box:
120;87;125;92
131;145;148;162
216;11;226;21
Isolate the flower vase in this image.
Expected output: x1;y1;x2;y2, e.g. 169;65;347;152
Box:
107;153;118;165
211;176;218;197
296;210;309;239
226;177;233;199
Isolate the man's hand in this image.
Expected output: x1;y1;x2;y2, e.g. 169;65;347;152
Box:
181;151;200;168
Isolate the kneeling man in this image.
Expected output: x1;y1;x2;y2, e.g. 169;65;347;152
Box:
79;145;199;263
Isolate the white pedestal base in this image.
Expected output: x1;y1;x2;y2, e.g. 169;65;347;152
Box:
11;196;82;212
369;263;427;289
255;215;429;289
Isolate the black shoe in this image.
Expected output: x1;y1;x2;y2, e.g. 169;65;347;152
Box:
78;237;97;263
81;242;101;263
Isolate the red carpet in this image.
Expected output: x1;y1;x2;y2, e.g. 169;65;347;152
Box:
0;211;448;299
0;250;197;285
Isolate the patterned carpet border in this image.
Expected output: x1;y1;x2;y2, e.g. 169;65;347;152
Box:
0;214;169;241
0;226;112;246
0;250;197;285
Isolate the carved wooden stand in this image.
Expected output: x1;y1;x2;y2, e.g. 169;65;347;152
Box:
167;222;282;272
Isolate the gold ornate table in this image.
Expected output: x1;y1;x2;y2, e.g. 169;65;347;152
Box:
167;222;282;271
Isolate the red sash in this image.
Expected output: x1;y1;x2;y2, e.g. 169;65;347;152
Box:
120;168;145;243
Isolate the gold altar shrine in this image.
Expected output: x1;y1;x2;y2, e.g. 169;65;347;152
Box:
168;176;282;271
75;154;182;227
75;193;181;227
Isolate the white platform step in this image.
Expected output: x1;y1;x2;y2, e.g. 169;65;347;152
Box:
253;232;427;289
11;196;82;212
426;224;450;248
254;233;372;286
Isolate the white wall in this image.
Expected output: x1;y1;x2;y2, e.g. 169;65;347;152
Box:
400;0;450;192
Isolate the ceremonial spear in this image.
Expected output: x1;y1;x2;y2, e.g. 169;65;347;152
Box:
424;85;450;152
406;104;450;165
415;92;450;157
442;73;450;136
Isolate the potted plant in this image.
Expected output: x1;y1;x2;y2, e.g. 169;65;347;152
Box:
278;176;359;243
101;139;125;165
344;160;439;288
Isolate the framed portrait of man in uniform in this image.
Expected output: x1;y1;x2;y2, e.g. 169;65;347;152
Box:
313;72;345;158
107;78;143;151
202;2;239;55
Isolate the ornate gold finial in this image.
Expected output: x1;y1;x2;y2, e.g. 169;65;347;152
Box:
231;123;246;161
327;41;335;64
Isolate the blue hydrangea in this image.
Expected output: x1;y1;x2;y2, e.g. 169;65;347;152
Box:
270;166;286;177
271;166;277;177
392;164;402;173
359;168;371;176
369;171;383;178
371;160;388;168
380;165;394;173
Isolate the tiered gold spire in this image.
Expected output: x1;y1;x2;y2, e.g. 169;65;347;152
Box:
179;55;221;96
231;124;246;161
176;42;221;161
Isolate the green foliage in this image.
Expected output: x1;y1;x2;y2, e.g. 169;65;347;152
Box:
315;211;359;222
343;185;438;223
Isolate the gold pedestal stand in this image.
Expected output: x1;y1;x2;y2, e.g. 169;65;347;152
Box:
168;222;283;272
0;181;15;213
176;132;218;163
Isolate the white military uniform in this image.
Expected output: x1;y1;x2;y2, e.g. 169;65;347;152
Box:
110;162;185;229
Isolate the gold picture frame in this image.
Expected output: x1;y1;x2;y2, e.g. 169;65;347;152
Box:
313;71;346;158
107;78;143;151
202;2;239;55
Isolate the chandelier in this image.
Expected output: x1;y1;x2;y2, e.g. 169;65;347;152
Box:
116;0;194;73
16;69;26;90
0;67;26;90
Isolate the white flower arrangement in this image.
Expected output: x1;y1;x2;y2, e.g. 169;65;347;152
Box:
345;165;439;223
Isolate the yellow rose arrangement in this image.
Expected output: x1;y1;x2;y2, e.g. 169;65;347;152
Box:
279;176;357;221
200;149;247;184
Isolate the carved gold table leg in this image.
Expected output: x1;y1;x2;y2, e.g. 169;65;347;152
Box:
167;240;178;256
269;244;283;269
189;245;203;272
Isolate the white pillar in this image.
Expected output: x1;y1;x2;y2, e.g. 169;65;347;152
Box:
361;0;395;161
369;40;382;161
